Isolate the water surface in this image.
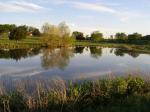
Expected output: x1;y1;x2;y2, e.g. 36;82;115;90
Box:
0;47;149;82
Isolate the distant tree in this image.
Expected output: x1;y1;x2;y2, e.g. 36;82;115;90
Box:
72;31;85;40
27;26;41;36
115;32;127;41
128;33;142;40
0;24;16;34
58;22;70;37
91;31;103;42
32;28;41;36
142;35;150;40
9;25;27;40
110;35;114;39
42;22;59;36
85;35;91;40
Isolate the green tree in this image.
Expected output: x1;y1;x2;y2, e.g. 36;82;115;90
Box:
32;28;41;36
0;24;16;34
91;31;103;42
72;31;85;40
142;35;150;40
128;33;142;40
28;26;41;36
58;21;70;37
41;22;73;47
115;32;127;41
9;25;27;40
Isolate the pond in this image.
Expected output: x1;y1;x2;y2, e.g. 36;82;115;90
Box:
0;46;150;91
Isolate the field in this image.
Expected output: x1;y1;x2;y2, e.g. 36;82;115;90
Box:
0;34;150;54
0;34;44;49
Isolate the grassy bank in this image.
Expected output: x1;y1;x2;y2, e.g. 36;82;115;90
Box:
0;35;150;54
1;76;150;112
0;36;44;49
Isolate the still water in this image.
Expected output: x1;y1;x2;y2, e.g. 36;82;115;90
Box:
0;46;150;82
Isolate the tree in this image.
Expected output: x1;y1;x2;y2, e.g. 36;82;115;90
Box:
9;26;27;40
42;22;59;36
41;22;73;47
32;28;41;36
142;35;150;40
0;24;16;35
115;32;127;41
128;33;142;40
58;22;70;37
72;31;85;40
91;31;103;42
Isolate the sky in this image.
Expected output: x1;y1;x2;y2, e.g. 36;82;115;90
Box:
0;0;150;36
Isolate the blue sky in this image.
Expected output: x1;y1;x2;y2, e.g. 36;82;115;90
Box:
0;0;150;36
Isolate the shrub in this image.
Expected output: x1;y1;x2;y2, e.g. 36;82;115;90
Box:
127;76;144;95
9;25;27;40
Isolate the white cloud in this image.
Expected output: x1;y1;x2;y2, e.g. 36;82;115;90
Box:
118;11;142;22
71;1;116;13
0;1;43;12
52;1;143;22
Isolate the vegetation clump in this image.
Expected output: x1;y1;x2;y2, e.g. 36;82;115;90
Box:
9;25;27;41
0;76;150;112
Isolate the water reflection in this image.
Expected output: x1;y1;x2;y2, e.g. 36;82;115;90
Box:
0;48;41;61
40;46;143;71
89;46;102;58
114;48;140;58
0;47;147;62
74;46;84;54
0;46;149;91
41;48;74;70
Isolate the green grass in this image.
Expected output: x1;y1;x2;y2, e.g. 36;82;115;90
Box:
1;76;150;112
0;35;44;49
0;34;150;53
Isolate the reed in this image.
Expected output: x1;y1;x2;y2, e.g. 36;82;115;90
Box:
0;75;150;112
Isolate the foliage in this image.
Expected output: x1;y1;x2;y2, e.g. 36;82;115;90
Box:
28;26;41;36
72;31;85;40
143;35;150;40
41;22;73;47
0;24;16;34
128;32;142;41
9;25;27;40
91;31;104;42
115;32;128;41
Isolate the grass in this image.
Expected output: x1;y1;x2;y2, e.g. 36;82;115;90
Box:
0;34;44;49
1;75;150;112
0;34;150;54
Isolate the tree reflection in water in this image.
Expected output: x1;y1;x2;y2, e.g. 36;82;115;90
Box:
41;47;74;70
114;48;140;58
89;46;102;59
0;48;41;61
74;46;85;54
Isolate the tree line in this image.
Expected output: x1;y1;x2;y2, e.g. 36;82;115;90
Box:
0;23;150;43
0;24;41;40
72;31;150;42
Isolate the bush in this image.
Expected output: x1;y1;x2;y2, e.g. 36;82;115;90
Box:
9;26;27;40
32;28;41;36
127;76;144;95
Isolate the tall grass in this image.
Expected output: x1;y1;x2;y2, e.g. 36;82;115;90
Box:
0;75;150;112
